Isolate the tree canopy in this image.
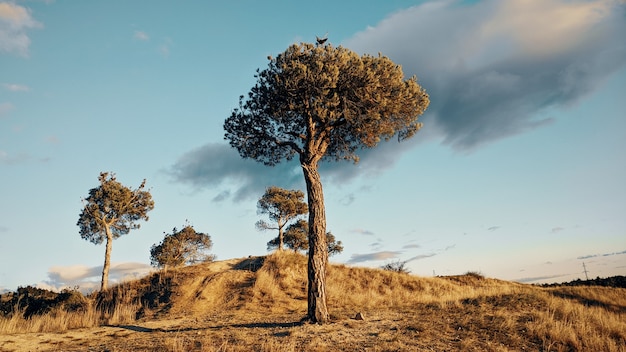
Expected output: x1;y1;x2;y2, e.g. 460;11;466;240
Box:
150;225;214;269
267;219;343;256
224;41;429;323
256;186;308;251
224;42;429;166
77;172;154;290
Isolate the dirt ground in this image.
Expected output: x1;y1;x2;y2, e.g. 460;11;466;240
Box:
0;307;535;352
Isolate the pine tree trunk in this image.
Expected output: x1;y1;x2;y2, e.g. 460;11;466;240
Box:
278;220;284;251
301;160;329;323
101;226;113;291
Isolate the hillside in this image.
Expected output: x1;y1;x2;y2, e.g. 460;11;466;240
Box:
1;252;625;351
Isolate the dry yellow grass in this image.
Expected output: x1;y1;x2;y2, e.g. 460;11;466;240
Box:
1;251;624;351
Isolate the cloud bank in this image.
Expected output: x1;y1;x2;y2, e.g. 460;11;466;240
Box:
41;262;153;293
516;273;570;284
168;140;406;201
0;2;42;57
169;0;626;201
348;251;402;264
3;83;29;92
133;30;149;41
577;249;626;260
169;143;303;201
0;101;13;117
344;0;626;150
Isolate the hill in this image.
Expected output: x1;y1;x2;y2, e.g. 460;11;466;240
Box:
1;252;625;351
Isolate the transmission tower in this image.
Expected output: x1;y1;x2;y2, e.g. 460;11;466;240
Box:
582;262;590;280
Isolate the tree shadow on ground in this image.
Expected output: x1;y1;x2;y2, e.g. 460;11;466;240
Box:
548;290;626;314
233;256;265;272
112;320;304;334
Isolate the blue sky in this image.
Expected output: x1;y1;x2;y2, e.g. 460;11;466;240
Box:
1;0;624;292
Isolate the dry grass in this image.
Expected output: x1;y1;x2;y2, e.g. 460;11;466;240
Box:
0;294;140;335
1;251;624;352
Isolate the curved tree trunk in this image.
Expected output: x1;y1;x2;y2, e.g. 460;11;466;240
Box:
301;160;329;323
101;226;113;291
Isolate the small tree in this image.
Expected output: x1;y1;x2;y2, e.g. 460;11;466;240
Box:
325;232;344;257
224;41;429;322
77;172;154;290
381;260;411;274
150;225;214;269
267;219;308;252
256;186;308;251
267;219;343;256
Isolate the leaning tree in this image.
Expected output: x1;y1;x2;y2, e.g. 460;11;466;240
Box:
77;172;154;290
256;186;308;251
224;40;429;323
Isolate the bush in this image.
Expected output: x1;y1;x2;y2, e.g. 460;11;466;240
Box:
381;261;411;274
0;286;88;318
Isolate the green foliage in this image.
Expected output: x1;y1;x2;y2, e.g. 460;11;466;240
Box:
325;232;344;256
267;219;308;252
255;186;308;250
150;225;215;268
267;219;343;256
77;172;154;244
224;42;430;166
77;172;154;290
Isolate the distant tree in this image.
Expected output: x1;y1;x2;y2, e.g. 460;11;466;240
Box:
150;225;215;269
267;219;308;252
381;260;411;274
325;232;344;257
267;219;343;256
256;186;308;251
224;40;429;323
77;172;154;291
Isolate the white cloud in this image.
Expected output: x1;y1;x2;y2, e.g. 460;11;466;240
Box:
343;0;626;150
405;253;437;262
0;150;51;165
351;228;375;236
480;0;614;57
0;149;30;164
133;30;149;41
48;264;98;282
0;101;13;116
43;262;153;293
0;2;42;57
2;83;29;91
159;37;172;57
45;135;59;144
402;244;421;249
347;251;402;263
516;273;570;283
